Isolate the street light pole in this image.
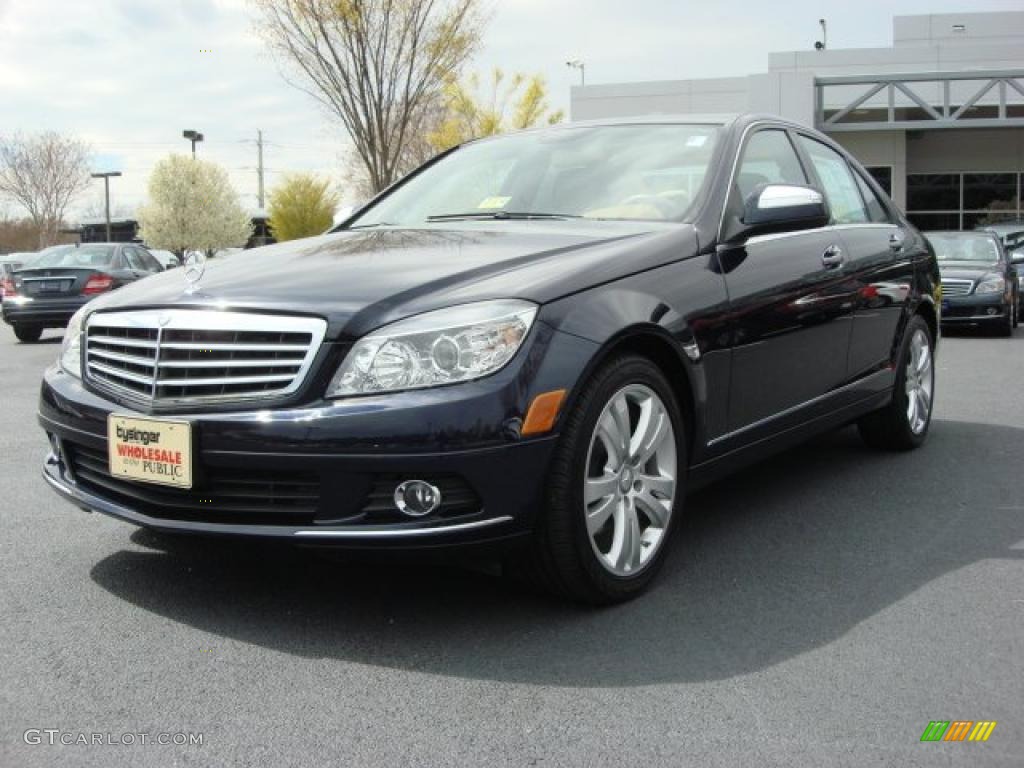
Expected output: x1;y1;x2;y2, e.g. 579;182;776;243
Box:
566;59;586;87
90;172;122;242
182;129;204;158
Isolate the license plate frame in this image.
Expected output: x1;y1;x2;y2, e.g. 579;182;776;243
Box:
107;414;193;489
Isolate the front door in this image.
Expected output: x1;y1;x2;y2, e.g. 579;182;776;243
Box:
718;127;858;436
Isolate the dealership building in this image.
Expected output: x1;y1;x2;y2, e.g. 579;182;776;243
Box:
570;11;1024;231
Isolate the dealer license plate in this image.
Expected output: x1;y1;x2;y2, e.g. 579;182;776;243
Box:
107;415;193;489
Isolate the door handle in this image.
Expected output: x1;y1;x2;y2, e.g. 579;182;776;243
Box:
889;230;906;251
822;245;844;268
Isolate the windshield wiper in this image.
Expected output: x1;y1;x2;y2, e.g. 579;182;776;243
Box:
347;222;396;229
426;211;583;222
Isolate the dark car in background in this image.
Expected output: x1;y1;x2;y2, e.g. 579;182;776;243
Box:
976;221;1024;251
928;231;1020;336
39;115;939;603
3;242;164;342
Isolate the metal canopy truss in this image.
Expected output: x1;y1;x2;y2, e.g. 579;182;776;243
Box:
815;70;1024;132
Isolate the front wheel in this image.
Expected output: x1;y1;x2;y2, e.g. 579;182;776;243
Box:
519;354;685;604
997;305;1013;337
13;324;43;343
858;315;935;450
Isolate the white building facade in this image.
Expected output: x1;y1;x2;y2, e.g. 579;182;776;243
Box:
570;12;1024;231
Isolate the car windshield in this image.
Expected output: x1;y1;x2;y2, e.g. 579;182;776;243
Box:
349;123;722;227
927;234;1000;263
34;245;116;268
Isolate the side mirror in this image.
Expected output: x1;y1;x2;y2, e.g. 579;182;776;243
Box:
1010;251;1024;265
724;184;830;243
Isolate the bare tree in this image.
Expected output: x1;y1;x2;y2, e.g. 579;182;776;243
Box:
253;0;487;194
0;132;92;247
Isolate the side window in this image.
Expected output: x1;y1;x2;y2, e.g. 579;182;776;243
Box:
853;171;890;224
123;247;148;272
797;137;869;224
138;249;163;272
735;129;808;202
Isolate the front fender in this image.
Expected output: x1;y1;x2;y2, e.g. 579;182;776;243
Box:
538;255;733;461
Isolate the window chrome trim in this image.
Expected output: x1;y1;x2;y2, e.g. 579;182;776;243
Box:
84;308;327;408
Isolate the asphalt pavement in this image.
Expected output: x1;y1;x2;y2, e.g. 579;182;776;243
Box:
1;323;1022;767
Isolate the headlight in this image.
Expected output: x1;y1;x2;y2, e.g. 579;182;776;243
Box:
975;276;1005;295
59;307;87;379
327;300;537;397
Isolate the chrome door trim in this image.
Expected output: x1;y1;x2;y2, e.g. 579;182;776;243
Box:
707;368;892;447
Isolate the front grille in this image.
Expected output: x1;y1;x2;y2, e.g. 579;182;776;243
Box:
85;309;327;406
64;440;322;525
940;279;974;298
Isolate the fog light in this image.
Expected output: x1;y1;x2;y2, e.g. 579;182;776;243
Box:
987;307;998;316
393;480;441;517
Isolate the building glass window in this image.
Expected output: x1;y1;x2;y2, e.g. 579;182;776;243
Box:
865;167;893;197
907;213;961;231
963;173;1018;213
907;174;960;211
905;173;1024;231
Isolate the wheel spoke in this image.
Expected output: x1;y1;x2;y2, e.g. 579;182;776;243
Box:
585;472;618;504
631;401;669;465
586;495;617;535
917;387;931;420
635;488;671;529
916;343;930;374
639;471;674;499
907;387;919;427
614;502;642;571
610;395;631;453
597;412;626;468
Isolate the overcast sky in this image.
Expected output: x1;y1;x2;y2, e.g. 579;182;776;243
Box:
1;0;1021;220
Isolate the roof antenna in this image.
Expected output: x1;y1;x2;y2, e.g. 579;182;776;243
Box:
815;18;827;50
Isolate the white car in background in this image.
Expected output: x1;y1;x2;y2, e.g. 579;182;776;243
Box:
148;249;181;269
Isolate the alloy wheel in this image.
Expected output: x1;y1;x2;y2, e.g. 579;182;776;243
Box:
904;328;934;435
583;384;677;576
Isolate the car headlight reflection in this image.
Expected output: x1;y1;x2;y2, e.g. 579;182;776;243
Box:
327;300;537;397
59;307;87;379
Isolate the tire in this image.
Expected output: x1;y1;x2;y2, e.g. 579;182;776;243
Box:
858;315;935;451
516;354;686;604
13;324;43;343
1012;294;1019;330
997;305;1013;337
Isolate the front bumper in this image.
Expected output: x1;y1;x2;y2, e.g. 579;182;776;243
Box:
2;295;90;328
38;324;595;547
940;292;1011;325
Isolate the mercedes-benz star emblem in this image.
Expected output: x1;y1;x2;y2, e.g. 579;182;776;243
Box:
183;250;206;290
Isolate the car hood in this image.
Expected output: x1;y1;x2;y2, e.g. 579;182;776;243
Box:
85;222;697;338
938;261;1001;280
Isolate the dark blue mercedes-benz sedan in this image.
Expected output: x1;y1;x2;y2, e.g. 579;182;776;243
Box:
38;115;940;603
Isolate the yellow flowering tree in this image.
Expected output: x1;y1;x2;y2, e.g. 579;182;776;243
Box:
427;69;565;152
267;173;339;242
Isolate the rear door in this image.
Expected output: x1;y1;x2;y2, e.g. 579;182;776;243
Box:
719;127;859;436
794;135;912;378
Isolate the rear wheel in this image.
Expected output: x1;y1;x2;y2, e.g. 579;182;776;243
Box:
858;316;934;450
518;354;685;604
13;324;43;343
